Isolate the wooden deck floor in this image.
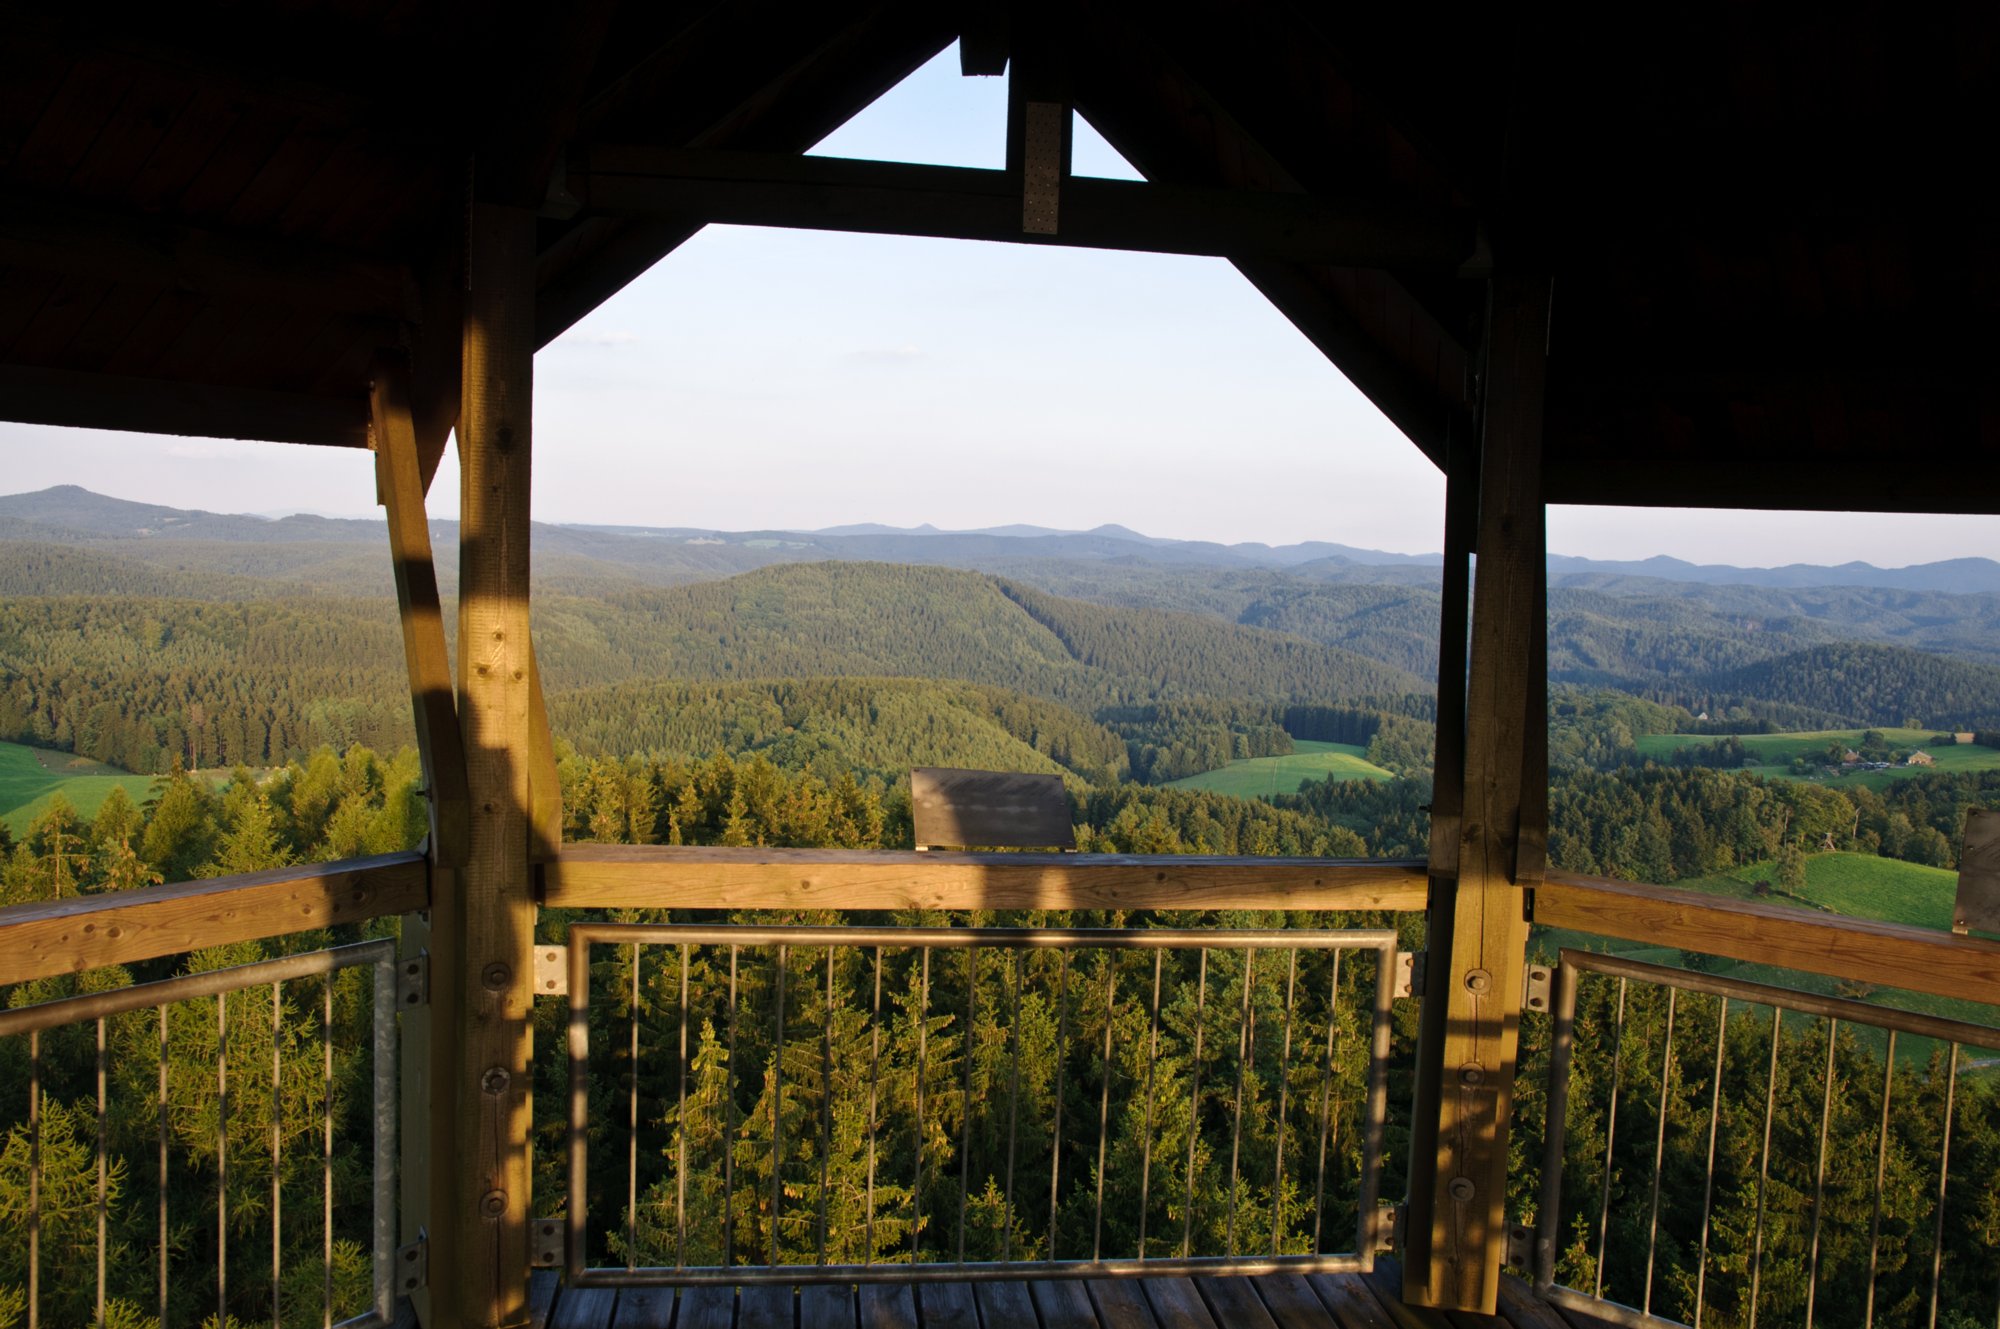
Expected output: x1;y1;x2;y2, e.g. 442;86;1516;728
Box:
534;1260;1604;1329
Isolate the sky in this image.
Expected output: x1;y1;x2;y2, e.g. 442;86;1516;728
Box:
3;46;1996;567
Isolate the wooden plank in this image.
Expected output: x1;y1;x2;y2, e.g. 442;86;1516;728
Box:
912;768;1074;850
1305;1274;1397;1329
543;846;1429;913
526;1269;559;1329
1403;275;1550;1315
450;198;538;1329
915;1283;979;1329
372;351;471;869
558;1286;621;1329
1534;872;2000;1009
1493;1276;1570;1329
0;187;419;319
1253;1273;1337;1329
972;1282;1040;1329
1089;1280;1156;1329
675;1286;736;1329
609;1286;675;1329
858;1283;918;1329
1193;1278;1274;1329
0;360;368;446
0;852;425;986
798;1283;855;1329
1030;1280;1100;1329
1362;1260;1454;1329
1142;1277;1219;1328
738;1284;794;1329
575;148;1476;270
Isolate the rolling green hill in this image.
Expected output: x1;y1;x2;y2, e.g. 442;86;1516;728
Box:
1163;740;1394;798
0;741;157;834
1636;729;2000;791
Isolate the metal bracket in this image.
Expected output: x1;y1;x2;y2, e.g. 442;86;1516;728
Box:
533;945;568;997
1506;1222;1534;1270
396;953;429;1009
395;1237;427;1294
531;1216;566;1269
1376;1204;1404;1252
1393;950;1424;999
1523;964;1553;1014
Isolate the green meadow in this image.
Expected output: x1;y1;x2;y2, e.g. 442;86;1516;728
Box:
1164;739;1394;798
0;740;159;835
1635;728;2000;792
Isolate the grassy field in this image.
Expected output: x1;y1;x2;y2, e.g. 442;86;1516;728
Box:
1634;728;2000;792
1164;739;1394;798
0;740;159;835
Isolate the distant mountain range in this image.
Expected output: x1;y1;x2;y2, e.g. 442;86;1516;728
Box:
3;486;1994;593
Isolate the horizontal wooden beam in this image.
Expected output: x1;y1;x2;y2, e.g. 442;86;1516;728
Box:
571;147;1479;269
1535;871;2000;1009
0;190;421;321
541;845;1430;912
0;362;369;447
0;851;428;986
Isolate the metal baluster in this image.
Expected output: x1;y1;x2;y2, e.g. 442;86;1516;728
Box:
1226;948;1257;1256
1092;953;1118;1263
1182;949;1209;1259
628;942;639;1272
864;947;884;1266
322;980;333;1329
271;984;284;1329
773;944;788;1266
1312;951;1341;1254
1805;1018;1838;1329
1927;1043;1958;1329
1748;1005;1782;1329
98;1015;107;1328
913;948;930;1263
1048;951;1070;1259
1643;986;1677;1318
957;946;976;1265
218;991;228;1323
724;946;738;1268
676;944;689;1269
163;1006;173;1329
29;1028;39;1329
1694;997;1728;1329
819;949;834;1267
1592;976;1627;1301
1865;1030;1897;1328
1138;950;1163;1260
1001;950;1022;1263
1270;950;1298;1257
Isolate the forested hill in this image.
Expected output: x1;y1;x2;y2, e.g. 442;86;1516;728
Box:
1663;642;2000;730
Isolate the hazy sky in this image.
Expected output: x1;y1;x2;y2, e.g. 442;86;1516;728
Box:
4;47;1995;567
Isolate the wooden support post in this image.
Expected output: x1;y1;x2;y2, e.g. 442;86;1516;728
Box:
451;200;538;1329
1404;274;1551;1314
372;350;473;1329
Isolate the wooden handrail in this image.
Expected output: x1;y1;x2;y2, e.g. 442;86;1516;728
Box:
1536;871;2000;1010
541;845;1431;913
0;851;429;986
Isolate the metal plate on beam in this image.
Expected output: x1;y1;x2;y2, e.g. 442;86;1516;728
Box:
1955;807;2000;935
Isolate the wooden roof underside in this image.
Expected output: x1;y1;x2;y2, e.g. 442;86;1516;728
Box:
2;1;1994;514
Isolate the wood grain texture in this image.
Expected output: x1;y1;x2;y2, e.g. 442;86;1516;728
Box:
1536;872;2000;1008
372;350;470;869
798;1283;855;1329
1252;1273;1335;1329
606;1286;674;1328
916;1283;980;1329
675;1286;735;1329
1030;1281;1100;1329
0;852;425;985
857;1283;917;1329
450;198;538;1329
973;1282;1041;1329
1306;1274;1397;1329
543;846;1428;913
737;1284;793;1329
911;768;1074;851
1405;275;1550;1316
1088;1280;1155;1329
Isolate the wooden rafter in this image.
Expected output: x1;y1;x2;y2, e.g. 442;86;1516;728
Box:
0;361;368;446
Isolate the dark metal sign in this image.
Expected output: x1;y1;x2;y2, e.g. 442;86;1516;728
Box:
1954;807;2000;935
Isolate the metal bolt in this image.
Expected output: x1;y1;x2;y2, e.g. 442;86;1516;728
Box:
481;1189;508;1218
1464;968;1492;994
1448;1177;1476;1202
1459;1063;1485;1087
481;1066;511;1096
482;962;510;990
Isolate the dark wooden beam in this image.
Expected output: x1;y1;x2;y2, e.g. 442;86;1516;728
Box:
573;147;1479;268
0;362;367;447
0;190;420;321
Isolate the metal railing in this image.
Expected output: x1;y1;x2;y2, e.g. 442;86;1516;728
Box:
0;939;400;1329
1532;949;2000;1329
559;923;1401;1286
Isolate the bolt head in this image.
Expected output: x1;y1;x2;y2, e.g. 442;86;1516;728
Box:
1464;968;1493;994
480;1189;508;1218
1448;1177;1477;1202
481;1066;511;1096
